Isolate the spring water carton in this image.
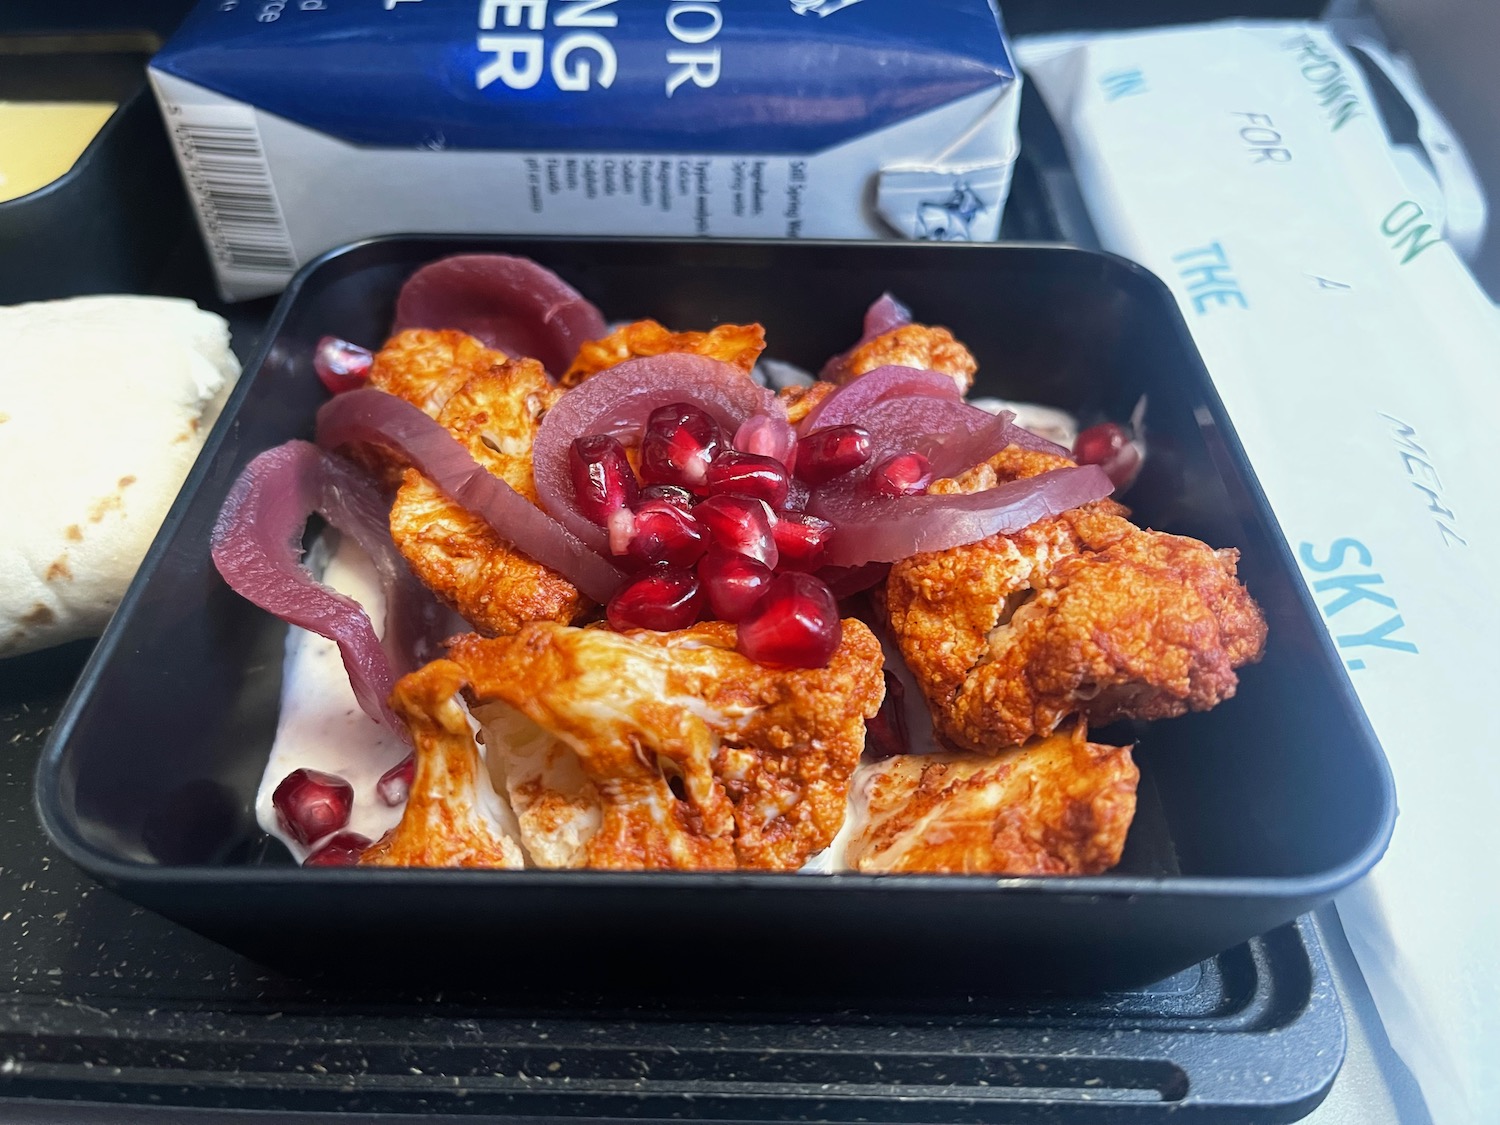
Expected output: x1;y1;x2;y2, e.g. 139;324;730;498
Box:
149;0;1021;299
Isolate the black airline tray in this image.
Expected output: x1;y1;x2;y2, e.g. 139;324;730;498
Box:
3;643;1343;1123
0;68;1347;1124
0;34;187;305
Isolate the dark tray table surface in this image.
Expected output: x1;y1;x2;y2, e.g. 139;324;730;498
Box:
0;69;1349;1122
0;638;1343;1121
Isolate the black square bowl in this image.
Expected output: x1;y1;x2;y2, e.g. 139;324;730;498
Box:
34;237;1394;998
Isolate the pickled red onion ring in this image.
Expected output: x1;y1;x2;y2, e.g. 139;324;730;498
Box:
851;397;1070;482
533;354;782;551
210;441;445;737
734;412;797;469
798;365;962;435
316;389;624;603
391;254;607;378
809;465;1115;566
819;293;913;382
863;293;913;337
816;562;892;598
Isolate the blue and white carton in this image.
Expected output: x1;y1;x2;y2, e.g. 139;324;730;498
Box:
149;0;1021;300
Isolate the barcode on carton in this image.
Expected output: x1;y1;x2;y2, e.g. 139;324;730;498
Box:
166;105;296;280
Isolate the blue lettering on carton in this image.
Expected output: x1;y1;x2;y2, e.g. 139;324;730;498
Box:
1100;68;1147;101
1313;573;1397;615
1381;201;1443;266
1284;33;1366;132
1173;241;1249;314
1235;112;1292;164
153;0;1016;153
1298;538;1418;670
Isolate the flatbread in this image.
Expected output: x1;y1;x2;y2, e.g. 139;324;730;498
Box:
0;295;240;657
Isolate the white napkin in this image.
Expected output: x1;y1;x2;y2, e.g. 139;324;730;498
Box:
1018;22;1500;1125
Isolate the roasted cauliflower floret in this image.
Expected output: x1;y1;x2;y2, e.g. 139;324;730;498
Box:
345;329;512;487
361;657;526;869
776;380;836;426
426;619;884;871
475;697;605;869
696;621;884;869
841;323;978;394
845;723;1138;875
388;357;589;636
947;444;1105;493
883;445;1267;752
561;319;766;387
369;328;507;417
460;625;739;870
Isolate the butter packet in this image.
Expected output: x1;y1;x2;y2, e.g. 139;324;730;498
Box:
0;102;116;204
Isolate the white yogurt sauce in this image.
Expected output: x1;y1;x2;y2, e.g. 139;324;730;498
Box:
254;532;410;863
798;801;861;873
969;397;1078;450
258;532;898;871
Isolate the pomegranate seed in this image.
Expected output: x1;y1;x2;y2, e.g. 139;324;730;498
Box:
625;500;707;568
1073;422;1144;490
694;495;779;569
795;425;872;485
607;566;703;631
377;755;414;807
698;550;774;623
737;572;842;669
733;413;797;469
607;508;636;556
783;479;812;512
772;512;835;571
570;435;639;525
640;403;724;490
638;483;696;512
1073;421;1127;464
303;831;373;867
868;452;933;498
706;451;790;507
313;336;373;395
272;768;354;846
864;671;911;759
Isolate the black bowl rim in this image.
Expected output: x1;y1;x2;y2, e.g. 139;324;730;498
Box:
0;47;156;213
34;234;1397;903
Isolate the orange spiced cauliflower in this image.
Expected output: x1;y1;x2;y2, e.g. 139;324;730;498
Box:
561;319;766;387
369;328;508;418
388;358;589;636
839;323;978;394
366;620;884;871
845;722;1138;875
361;657;526;870
882;446;1266;752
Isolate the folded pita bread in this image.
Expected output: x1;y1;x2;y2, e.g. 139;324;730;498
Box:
0;296;240;657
